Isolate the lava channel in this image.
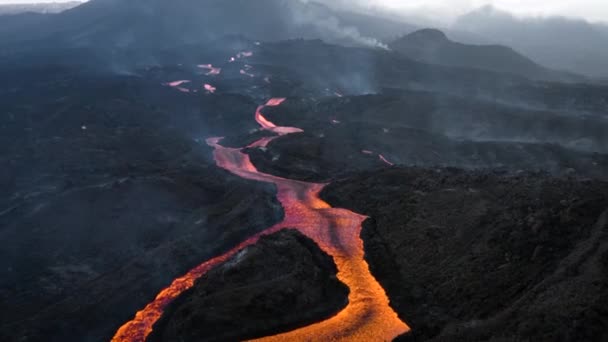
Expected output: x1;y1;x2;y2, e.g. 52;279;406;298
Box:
112;99;409;342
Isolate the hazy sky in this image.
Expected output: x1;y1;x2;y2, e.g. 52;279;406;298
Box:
372;0;608;22
2;0;607;23
320;0;608;23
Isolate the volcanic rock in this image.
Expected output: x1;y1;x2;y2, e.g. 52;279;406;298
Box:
0;70;283;342
322;168;608;341
150;229;349;342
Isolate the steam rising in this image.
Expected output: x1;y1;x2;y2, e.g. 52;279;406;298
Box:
294;0;389;49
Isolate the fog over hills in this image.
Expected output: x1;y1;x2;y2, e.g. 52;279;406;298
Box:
389;28;580;82
315;1;608;78
452;5;608;78
3;1;607;79
0;2;81;15
0;0;404;49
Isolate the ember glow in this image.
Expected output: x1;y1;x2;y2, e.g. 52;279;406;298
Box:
379;154;395;166
164;80;190;87
362;150;395;166
240;69;255;78
113;106;408;341
163;80;192;93
237;51;254;58
204;84;217;94
197;64;222;76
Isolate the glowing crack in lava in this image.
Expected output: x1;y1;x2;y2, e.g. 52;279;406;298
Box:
379;154;394;166
112;99;409;341
163;80;191;93
240;69;256;78
362;150;395;166
197;64;222;76
164;80;190;87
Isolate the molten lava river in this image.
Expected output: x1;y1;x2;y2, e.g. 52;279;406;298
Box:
112;98;410;341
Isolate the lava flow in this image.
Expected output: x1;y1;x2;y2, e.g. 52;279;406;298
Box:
379;154;395;166
197;64;222;76
112;99;409;341
163;80;191;93
204;83;217;94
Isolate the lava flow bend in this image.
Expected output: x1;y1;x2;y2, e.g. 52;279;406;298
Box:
112;98;409;341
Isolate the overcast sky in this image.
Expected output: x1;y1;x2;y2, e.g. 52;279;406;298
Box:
2;0;608;23
374;0;608;22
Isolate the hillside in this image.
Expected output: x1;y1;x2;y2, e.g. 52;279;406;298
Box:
390;28;580;82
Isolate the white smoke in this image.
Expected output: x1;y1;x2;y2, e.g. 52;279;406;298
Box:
292;0;389;49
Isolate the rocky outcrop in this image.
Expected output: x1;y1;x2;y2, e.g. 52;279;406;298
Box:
151;229;349;342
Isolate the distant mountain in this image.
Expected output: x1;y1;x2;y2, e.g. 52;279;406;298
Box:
0;1;82;15
453;5;608;78
389;28;580;82
0;0;409;51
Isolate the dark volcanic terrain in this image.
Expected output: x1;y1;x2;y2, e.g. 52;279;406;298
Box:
322;168;608;341
150;229;349;342
247;95;608;182
0;69;284;341
1;0;608;341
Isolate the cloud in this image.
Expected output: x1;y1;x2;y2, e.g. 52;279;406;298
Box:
314;0;608;23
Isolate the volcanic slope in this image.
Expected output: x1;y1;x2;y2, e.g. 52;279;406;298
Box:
322;168;608;341
0;69;283;342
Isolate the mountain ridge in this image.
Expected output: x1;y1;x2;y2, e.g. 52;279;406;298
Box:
453;5;608;77
389;28;581;82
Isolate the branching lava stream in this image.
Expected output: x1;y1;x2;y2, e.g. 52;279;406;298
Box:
111;99;409;341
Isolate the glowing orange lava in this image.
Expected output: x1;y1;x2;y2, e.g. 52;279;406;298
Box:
112;99;409;342
254;98;304;136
